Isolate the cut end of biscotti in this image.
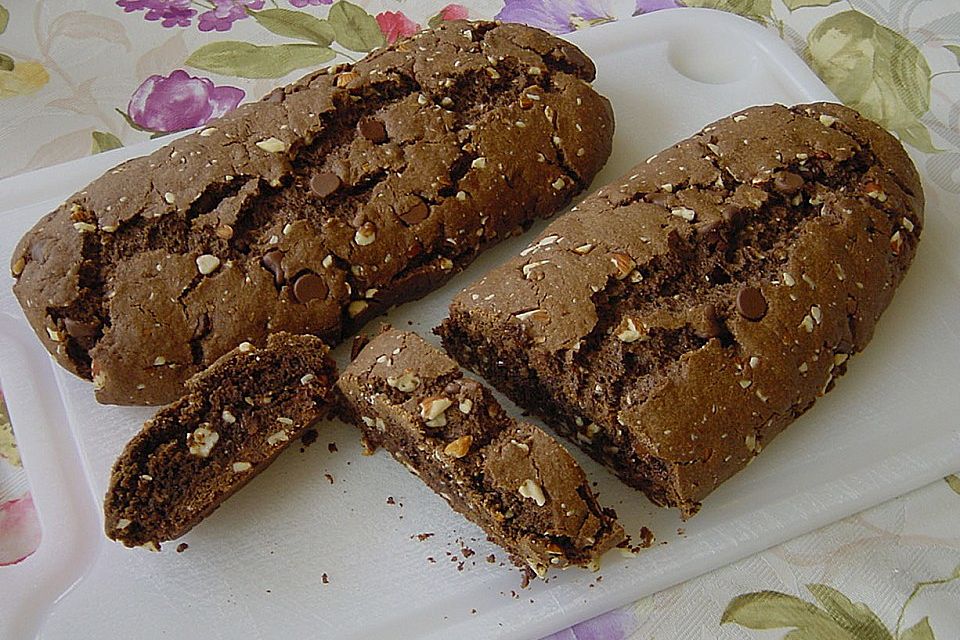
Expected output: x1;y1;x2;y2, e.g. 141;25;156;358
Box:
440;102;923;516
336;329;625;578
104;332;336;548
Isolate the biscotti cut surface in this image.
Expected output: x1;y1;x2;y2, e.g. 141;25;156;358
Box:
104;332;336;548
336;329;624;578
440;102;923;517
12;20;613;406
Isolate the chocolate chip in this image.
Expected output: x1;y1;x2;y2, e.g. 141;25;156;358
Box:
63;317;100;339
399;201;429;226
736;286;768;321
359;118;388;143
443;382;462;395
845;295;858;315
721;204;744;229
350;334;369;361
696;303;724;339
261;250;285;286
645;193;672;208
773;171;804;194
293;272;328;304
310;172;341;198
695;220;721;237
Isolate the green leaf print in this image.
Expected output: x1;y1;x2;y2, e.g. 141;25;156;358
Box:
782;0;843;9
91;131;123;154
944;45;960;66
0;393;19;467
249;8;335;47
187;41;335;79
806;10;938;153
900;617;935;640
725;567;960;640
806;584;893;640
327;0;385;52
947;475;960;495
683;0;773;25
721;591;856;637
0;4;8;35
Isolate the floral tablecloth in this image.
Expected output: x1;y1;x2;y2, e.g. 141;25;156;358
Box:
1;1;958;638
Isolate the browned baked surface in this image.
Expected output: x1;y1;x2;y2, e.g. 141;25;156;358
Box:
439;102;923;517
336;329;624;578
104;332;336;548
11;20;613;406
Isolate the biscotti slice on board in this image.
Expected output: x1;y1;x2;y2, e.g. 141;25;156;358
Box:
440;102;923;518
336;329;624;578
11;20;613;407
104;332;336;549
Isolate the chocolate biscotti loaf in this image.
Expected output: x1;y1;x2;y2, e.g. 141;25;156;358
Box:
336;329;624;578
440;103;923;517
105;332;336;548
11;20;613;406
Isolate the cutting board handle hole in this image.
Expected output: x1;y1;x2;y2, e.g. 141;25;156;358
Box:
667;27;757;85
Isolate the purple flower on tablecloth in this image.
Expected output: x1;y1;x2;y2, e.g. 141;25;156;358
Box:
541;607;638;640
633;0;684;14
495;0;614;35
0;494;42;566
116;0;197;28
289;0;333;6
116;0;152;11
127;70;245;134
198;0;265;32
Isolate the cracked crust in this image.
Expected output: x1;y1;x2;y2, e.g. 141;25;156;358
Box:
11;20;613;406
104;332;336;548
439;102;923;517
335;329;624;578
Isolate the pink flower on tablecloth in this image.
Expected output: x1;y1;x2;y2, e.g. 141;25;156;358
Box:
633;0;684;14
376;11;421;45
437;4;469;21
116;0;197;28
127;70;245;134
198;0;265;32
0;494;42;566
495;0;614;34
542;607;638;640
289;0;333;6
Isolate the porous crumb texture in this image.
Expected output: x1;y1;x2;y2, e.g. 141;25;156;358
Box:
439;102;924;518
104;332;336;548
11;20;613;406
336;329;624;578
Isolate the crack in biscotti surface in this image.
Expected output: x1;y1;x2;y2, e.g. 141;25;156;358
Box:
549;117;903;419
30;21;600;385
442;103;921;514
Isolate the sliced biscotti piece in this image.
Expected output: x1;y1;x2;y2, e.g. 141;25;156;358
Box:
336;329;624;578
440;102;923;517
11;20;613;407
104;332;336;548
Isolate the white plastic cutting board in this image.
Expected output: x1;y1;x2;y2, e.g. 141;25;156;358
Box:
1;9;958;640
